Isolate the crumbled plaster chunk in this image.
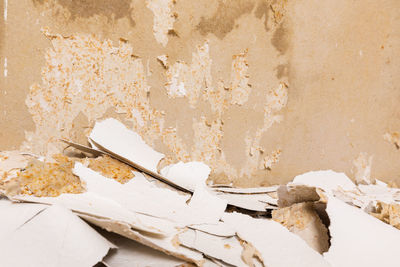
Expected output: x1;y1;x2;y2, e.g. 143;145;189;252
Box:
88;155;136;184
370;201;400;229
146;0;176;47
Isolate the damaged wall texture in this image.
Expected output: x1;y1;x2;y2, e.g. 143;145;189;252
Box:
0;0;400;186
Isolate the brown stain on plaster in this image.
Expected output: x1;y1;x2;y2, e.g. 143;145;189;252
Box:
271;22;290;54
276;63;289;79
254;0;270;32
32;0;135;26
197;0;255;39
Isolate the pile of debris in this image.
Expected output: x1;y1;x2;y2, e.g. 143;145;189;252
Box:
1;118;400;267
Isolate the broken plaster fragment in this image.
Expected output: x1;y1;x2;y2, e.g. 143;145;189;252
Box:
178;229;247;267
89;118;165;173
213;185;279;194
324;195;400;267
216;191;278;211
292;170;356;193
222;212;330;267
189;221;236;237
370;201;400;229
272;202;330;254
0;204;115;267
82;215;204;266
102;231;185;267
160;161;211;192
146;0;176;47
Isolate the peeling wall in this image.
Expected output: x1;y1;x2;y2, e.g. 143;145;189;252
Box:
1;0;400;186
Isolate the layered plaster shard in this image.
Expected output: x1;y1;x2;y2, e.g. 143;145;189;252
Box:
81;215;204;265
272;202;330;254
102;232;185;267
89;118;165;173
292;170;356;193
160;161;211;192
189;222;236;237
222;212;330;267
74;162;226;226
324;195;400;267
13;191;170;235
146;0;176;47
178;229;248;267
0;151;33;177
215;191;278;211
212;185;279;194
0;202;114;267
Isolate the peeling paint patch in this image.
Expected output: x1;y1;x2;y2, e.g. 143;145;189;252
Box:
384;132;400;149
241;82;288;177
146;0;176;47
270;0;287;25
165;42;212;106
3;0;7;22
157;54;169;69
230;50;251;105
263;149;281;170
22;29;164;156
192;116;236;178
3;57;7;77
353;152;374;185
161;127;190;163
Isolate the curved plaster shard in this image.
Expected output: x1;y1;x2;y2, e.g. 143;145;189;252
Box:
160;161;211;192
222;212;330;267
324;195;400;267
292;170;356;193
89;118;165;173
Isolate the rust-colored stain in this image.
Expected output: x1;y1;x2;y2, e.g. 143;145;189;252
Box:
197;0;255;39
32;0;135;26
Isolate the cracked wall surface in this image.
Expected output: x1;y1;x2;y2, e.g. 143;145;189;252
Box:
1;0;400;186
